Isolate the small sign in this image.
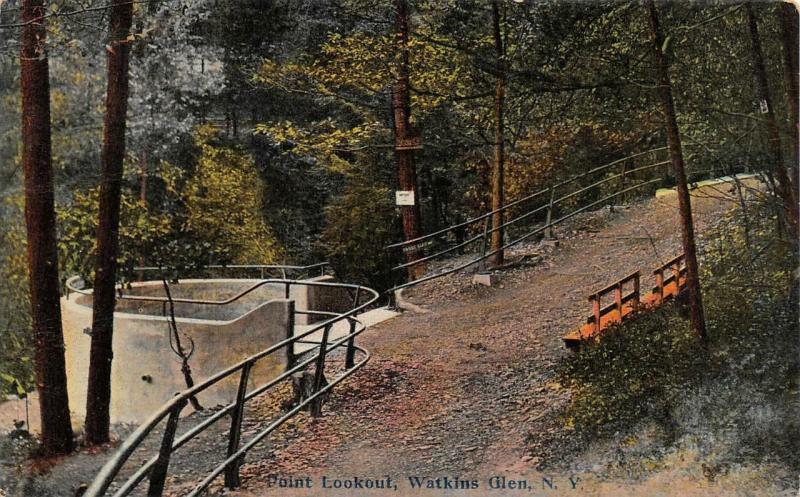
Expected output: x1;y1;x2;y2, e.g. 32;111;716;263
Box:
395;135;422;150
402;239;433;253
759;99;769;114
395;190;415;206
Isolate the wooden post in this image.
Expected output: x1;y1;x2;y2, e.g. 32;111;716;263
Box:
590;294;601;334
633;272;641;312
614;283;623;321
654;269;664;304
672;262;681;293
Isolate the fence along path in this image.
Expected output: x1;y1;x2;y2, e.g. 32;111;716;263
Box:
80;273;379;497
387;144;725;293
563;253;687;350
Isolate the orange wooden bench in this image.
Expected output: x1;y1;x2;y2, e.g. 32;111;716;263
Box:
563;254;687;350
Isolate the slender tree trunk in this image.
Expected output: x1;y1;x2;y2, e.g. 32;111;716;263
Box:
645;0;707;344
20;0;74;455
85;0;134;445
139;148;147;204
392;0;424;280
490;0;506;266
746;3;799;240
778;3;799;204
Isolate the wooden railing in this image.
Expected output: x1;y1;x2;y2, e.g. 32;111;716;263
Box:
587;271;641;335
564;254;687;350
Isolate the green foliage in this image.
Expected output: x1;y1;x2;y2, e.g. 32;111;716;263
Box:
56;127;283;281
319;178;400;292
559;305;704;438
559;200;799;466
57;189;171;282
183;129;282;264
0;194;35;397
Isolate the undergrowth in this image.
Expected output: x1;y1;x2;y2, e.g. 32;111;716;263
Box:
558;200;799;469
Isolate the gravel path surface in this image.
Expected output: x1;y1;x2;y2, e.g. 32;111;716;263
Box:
224;187;743;496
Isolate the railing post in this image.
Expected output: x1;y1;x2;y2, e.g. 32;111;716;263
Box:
224;361;253;489
344;289;361;369
633;272;640;312
614;282;623;320
345;318;357;369
310;324;332;417
545;186;556;239
479;217;490;271
618;161;628;207
590;294;600;334
284;282;290;299
672;262;682;292
285;300;296;372
654;269;664;304
147;399;187;497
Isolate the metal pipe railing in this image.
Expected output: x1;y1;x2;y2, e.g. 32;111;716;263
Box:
388;177;663;292
385;147;675;285
386;146;673;251
83;278;379;497
65;262;331;299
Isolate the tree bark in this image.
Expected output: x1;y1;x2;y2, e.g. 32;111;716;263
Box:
489;0;506;266
746;3;799;240
645;0;708;344
85;0;134;445
778;2;799;208
392;0;424;280
20;0;74;455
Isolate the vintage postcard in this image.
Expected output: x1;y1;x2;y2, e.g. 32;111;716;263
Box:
0;0;798;496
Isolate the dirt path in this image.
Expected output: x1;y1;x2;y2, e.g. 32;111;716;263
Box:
223;186;746;497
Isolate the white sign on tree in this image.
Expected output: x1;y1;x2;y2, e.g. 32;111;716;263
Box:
395;190;415;206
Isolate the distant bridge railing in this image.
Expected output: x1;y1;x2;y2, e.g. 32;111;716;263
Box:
81;276;379;497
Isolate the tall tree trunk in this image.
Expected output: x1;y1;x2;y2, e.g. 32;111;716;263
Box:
746;3;799;240
490;0;506;266
85;0;134;445
392;0;424;280
778;3;799;205
20;0;74;455
645;0;707;344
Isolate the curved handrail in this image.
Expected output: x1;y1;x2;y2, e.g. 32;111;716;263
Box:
83;277;379;497
64;262;330;299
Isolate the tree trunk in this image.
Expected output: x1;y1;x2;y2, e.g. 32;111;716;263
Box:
746;3;799;240
20;0;74;455
645;0;708;344
85;0;134;445
778;3;799;207
489;0;506;267
392;0;424;280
